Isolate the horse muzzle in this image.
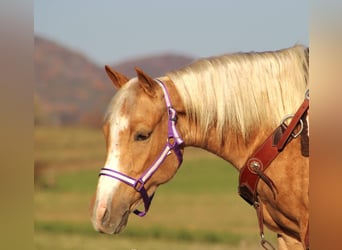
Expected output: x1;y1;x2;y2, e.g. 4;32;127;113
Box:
91;197;130;234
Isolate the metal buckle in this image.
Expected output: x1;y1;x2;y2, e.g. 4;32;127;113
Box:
260;233;276;250
280;114;304;138
134;179;144;192
168;107;177;121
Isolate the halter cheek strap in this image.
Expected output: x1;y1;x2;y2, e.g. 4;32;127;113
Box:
99;79;184;217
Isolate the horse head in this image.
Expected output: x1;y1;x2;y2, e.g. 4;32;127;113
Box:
91;66;184;234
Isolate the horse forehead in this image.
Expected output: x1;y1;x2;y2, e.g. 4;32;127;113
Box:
103;88;133;151
105;78;164;128
105;80;137;123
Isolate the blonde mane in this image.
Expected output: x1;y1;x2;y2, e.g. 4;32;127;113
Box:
167;45;309;141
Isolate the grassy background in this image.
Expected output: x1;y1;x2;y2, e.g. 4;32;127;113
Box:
34;127;276;249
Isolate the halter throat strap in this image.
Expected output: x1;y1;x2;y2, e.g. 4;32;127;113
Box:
99;78;184;217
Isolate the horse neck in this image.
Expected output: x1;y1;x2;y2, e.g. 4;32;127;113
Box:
182;122;271;170
161;77;271;171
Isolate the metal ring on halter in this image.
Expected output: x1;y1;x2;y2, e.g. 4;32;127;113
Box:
305;89;309;100
261;238;276;250
280;114;304;138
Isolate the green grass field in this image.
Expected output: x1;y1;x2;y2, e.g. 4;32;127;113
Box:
34;126;276;249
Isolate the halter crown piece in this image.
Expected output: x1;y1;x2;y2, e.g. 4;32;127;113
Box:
99;79;184;217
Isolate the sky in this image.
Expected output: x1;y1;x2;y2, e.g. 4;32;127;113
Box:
34;1;309;66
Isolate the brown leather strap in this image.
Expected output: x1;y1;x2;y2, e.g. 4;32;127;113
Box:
301;112;309;157
305;221;309;249
239;130;281;205
255;202;276;250
238;94;309;205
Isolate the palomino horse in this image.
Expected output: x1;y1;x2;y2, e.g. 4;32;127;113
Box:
91;45;309;249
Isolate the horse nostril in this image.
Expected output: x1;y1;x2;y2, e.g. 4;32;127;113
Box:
93;202;111;231
102;208;110;225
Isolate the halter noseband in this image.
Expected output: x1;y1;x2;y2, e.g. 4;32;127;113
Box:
99;79;184;217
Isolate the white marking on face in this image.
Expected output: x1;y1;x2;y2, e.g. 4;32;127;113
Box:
96;115;129;201
92;84;133;229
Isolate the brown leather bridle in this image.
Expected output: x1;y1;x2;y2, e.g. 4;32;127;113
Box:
238;90;309;249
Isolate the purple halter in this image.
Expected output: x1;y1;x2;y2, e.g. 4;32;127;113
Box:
99;79;184;217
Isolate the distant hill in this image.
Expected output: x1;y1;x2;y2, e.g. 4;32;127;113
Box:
34;36;194;127
112;53;195;78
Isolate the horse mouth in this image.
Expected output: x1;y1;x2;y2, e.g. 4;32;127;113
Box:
113;210;130;234
93;207;130;234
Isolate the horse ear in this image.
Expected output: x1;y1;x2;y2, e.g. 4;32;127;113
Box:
135;67;156;96
104;65;129;89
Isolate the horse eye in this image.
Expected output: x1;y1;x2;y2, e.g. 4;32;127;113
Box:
134;132;151;141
